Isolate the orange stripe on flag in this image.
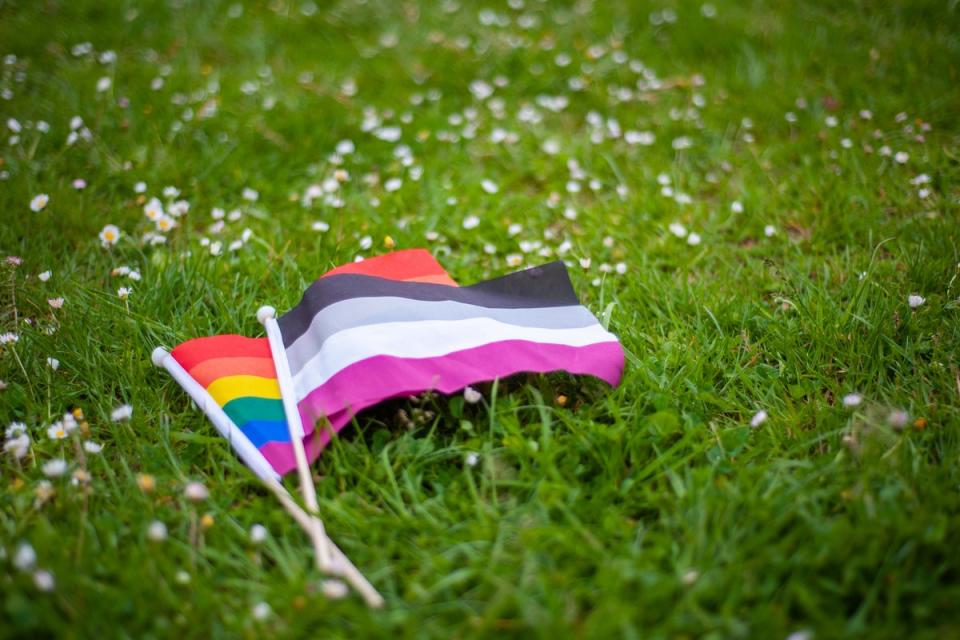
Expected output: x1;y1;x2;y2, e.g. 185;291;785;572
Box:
188;356;277;387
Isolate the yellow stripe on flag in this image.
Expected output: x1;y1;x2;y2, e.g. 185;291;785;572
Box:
206;375;282;406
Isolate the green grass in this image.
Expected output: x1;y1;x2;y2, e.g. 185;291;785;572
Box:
2;0;959;637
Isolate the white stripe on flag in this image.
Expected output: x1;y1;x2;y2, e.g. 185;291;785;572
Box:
287;317;616;401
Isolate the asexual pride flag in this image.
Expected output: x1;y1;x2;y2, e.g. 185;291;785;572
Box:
162;250;624;477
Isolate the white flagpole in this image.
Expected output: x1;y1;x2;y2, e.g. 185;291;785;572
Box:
256;306;332;571
152;347;384;607
260;477;384;607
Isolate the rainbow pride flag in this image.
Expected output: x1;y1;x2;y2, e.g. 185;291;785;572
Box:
166;250;456;476
161;249;623;477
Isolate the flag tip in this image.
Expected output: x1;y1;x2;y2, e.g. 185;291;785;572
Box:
151;347;169;367
256;305;276;324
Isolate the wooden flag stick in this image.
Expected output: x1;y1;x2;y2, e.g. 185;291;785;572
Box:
257;306;332;571
152;347;383;607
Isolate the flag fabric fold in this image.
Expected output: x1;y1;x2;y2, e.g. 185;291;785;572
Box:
161;249;624;476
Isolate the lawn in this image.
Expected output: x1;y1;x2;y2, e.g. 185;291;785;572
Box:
1;0;959;637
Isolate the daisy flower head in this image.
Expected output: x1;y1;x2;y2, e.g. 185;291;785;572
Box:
3;433;30;459
481;179;499;194
99;224;121;247
5;421;26;438
30;194;49;212
46;422;68;440
750;410;768;428
321;580;349;600
83;440;103;454
908;294;925;308
155;216;176;232
184;481;209;502
143;197;164;221
14;543;37;571
252;602;272;621
136;473;156;493
117;287;131;300
147;520;168;542
249;524;268;544
168;200;190;217
842;393;863;408
111;404;133;422
34;570;55;592
42;458;68;477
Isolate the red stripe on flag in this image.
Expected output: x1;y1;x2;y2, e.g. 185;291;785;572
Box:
319;248;457;285
171;335;272;371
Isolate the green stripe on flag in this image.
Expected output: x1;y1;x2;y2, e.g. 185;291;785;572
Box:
222;396;285;426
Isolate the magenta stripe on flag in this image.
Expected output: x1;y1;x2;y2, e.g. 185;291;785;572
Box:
299;339;623;432
258;340;624;475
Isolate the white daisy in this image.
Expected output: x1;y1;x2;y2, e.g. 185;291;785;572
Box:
750;410;768;427
184;481;208;502
46;423;68;440
99;224;121;246
463;386;482;404
252;602;272;620
668;222;687;238
42;458;68;477
30;194;49;212
842;393;863;408
13;543;36;571
481;179;499;194
147;521;168;542
111;404;133;421
249;524;268;544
